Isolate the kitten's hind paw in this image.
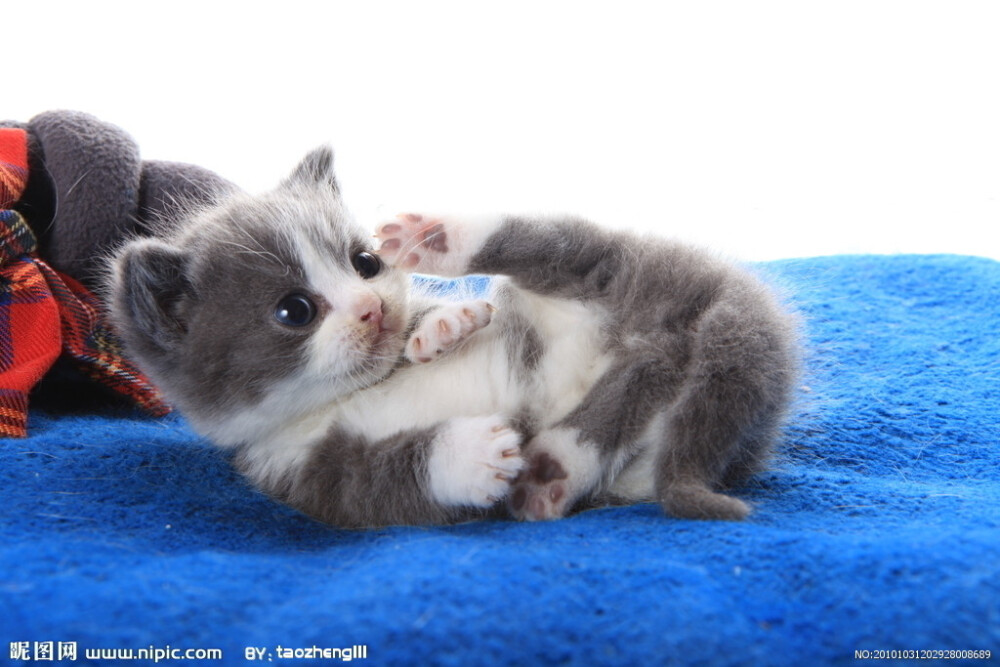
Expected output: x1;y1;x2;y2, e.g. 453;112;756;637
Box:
375;213;451;272
427;415;525;508
406;300;495;364
375;212;497;276
509;452;571;521
508;428;601;522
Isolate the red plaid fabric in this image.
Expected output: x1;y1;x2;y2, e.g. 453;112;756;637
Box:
0;128;28;206
0;128;168;437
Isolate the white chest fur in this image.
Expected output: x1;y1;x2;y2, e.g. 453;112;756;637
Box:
331;282;613;442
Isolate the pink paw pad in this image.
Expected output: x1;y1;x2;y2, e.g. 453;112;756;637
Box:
509;451;571;521
405;300;495;364
375;213;449;270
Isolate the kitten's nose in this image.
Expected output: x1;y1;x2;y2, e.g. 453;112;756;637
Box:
356;294;384;330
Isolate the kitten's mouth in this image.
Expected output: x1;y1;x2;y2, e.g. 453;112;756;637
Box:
361;310;398;350
371;324;393;346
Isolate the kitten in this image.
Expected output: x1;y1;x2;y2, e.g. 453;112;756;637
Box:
107;147;799;528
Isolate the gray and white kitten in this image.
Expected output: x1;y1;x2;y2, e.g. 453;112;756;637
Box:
108;147;799;529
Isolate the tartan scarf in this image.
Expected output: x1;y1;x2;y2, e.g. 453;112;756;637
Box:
0;128;168;436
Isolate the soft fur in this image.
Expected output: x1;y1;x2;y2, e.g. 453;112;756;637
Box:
107;147;800;528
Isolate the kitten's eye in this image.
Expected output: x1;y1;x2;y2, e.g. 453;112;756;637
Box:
274;294;317;327
352;251;382;279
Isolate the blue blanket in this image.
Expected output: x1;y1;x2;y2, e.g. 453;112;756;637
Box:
2;254;998;665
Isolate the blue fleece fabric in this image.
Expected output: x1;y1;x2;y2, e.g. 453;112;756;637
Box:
1;255;998;666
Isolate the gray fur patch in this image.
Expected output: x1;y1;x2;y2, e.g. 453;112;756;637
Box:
254;425;456;528
493;285;546;382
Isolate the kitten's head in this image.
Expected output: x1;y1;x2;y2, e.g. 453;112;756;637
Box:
108;147;409;445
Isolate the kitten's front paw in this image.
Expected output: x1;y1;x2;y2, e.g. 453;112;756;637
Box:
406;300;495;363
427;415;525;508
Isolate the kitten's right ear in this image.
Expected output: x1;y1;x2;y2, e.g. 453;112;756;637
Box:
282;145;340;195
110;239;193;356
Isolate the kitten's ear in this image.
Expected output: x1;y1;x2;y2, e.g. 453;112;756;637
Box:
283;145;340;194
110;239;193;356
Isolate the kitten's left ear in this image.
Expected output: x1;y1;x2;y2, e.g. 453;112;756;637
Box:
283;145;340;194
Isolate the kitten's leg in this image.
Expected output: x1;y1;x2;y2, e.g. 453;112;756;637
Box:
405;299;495;364
654;300;795;521
510;345;790;522
376;212;629;301
245;415;524;528
541;306;793;522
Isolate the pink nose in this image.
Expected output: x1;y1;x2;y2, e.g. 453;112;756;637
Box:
357;294;384;330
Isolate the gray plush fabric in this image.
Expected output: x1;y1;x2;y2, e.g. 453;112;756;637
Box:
1;110;237;288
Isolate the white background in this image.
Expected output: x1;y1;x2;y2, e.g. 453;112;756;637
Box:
6;1;1000;261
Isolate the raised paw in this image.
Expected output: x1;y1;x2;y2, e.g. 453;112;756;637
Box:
427;415;525;508
375;213;451;272
406;300;496;363
375;212;500;276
